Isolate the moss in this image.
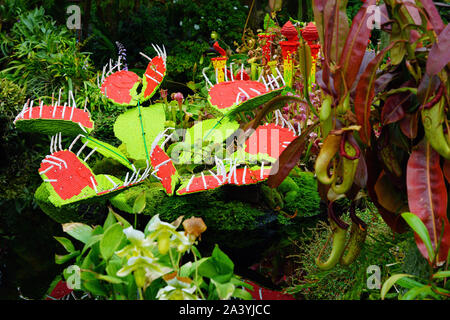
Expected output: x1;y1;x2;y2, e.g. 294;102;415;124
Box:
150;188;268;232
110;183;166;216
121;186;280;252
278;176;300;194
261;184;284;209
109;182;269;233
283;172;321;218
401;236;430;280
276;214;292;226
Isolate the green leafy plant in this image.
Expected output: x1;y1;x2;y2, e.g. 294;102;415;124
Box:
53;208;252;300
1;7;94;98
380;212;450;300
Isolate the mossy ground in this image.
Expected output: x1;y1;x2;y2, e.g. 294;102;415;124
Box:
283;172;321;218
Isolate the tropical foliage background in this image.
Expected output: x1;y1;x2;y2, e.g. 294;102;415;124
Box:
1;0;450;300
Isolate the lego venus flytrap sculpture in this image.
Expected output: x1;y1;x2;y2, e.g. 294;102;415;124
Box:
204;42;286;116
14;43;302;224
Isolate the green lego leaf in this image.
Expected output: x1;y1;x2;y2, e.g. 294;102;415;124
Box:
80;136;134;171
113;103;166;161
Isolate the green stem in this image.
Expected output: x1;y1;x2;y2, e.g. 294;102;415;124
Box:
238;112;246;123
297;0;303;21
163;97;168;115
203;114;226;141
138;287;144;300
175;252;182;275
171;105;177;125
169;248;177;271
193;252;206;300
178;103;183;126
182;115;189;128
303;139;313;163
137;100;150;162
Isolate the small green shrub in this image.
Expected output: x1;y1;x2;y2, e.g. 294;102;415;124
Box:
164;41;210;83
1;7;94;98
0;77;45;209
0;77;25;136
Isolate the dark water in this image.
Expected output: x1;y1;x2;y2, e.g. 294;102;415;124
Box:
0;202;65;300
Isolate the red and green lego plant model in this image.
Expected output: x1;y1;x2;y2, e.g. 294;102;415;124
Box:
37;133;149;207
14;91;94;136
204;42;286;116
14;42;301;223
100;44;167;106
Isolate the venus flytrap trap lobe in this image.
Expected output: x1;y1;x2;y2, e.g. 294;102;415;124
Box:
38;133;150;207
99;44;167;106
13;90;94;136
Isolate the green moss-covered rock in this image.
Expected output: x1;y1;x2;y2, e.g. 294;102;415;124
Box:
150;188;268;231
283;172;321;218
157;197;277;251
110;183;166;215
